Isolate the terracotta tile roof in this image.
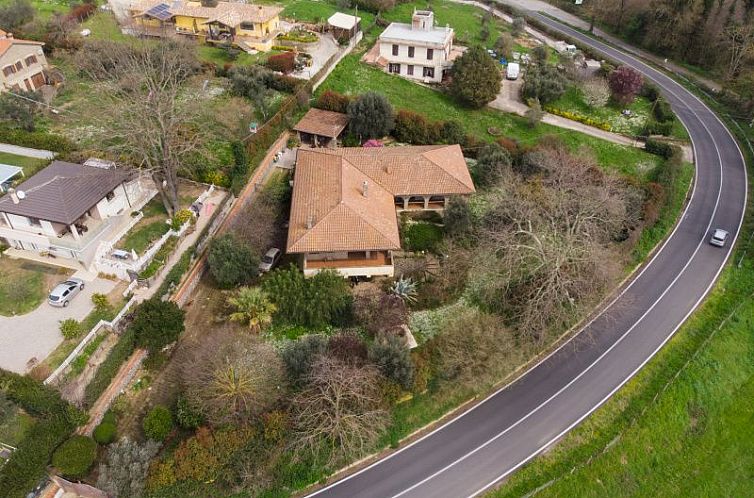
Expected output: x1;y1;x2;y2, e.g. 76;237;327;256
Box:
0;29;44;58
293;108;350;139
0;161;131;225
286;145;474;254
133;0;282;24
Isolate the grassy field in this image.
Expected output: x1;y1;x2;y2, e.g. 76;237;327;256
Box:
319;54;663;176
0;258;68;316
0;152;49;178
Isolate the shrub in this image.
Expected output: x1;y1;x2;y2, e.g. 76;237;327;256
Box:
91;293;110;313
450;46;501;108
525;99;544;128
97;438;161;498
280;334;329;385
347;92;394;139
67;2;96;21
171;209;193;230
444;196;472;238
59;318;82;340
328;331;368;365
93;421;117;445
643;120;674;136
353;287;408;336
352;0;396;13
175;395;204;429
143;406;173;441
474;143;512;187
522;64;567;104
652;97;675;123
609;65;644;105
440;120;466;144
131;299;185;353
402;222;443;252
268;73;303;92
368;335;414;390
262;265;352;328
645;138;675;158
582;77;611;107
84;329;136;408
208;233;259;288
52;435;97;479
266;51;295;74
315;89;351;113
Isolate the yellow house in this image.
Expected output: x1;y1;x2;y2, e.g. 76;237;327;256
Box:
131;0;282;52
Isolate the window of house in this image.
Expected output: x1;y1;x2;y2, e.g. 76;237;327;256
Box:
392;44;399;56
427;48;434;60
423;66;435;78
408;46;414;58
106;190;116;201
240;21;254;30
388;63;401;74
407;65;414;76
2;65;15;76
29;217;42;227
25;55;37;66
14;61;23;71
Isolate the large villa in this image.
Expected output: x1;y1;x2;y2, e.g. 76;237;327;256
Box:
286;144;475;278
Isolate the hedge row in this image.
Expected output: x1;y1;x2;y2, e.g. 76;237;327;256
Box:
0;370;84;498
0;127;75;153
543;105;613;132
83;329;137;408
644;138;676;159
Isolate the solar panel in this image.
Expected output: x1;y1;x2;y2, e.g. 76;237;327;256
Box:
145;3;173;21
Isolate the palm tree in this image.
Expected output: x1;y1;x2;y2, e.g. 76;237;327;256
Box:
228;287;277;332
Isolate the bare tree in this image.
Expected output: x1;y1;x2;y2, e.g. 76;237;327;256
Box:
291;356;387;463
723;21;754;80
183;328;286;426
468;143;635;341
76;39;202;215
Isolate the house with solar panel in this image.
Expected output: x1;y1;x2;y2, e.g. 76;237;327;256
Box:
129;0;283;52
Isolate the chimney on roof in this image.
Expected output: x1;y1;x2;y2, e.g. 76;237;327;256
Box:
8;188;19;204
362;180;369;197
306;214;314;229
384;163;391;174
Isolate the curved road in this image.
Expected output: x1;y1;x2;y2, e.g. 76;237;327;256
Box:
308;13;748;498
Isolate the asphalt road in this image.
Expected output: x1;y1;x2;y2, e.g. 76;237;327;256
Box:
306;12;748;498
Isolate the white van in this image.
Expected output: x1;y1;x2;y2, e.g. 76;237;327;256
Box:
506;62;520;80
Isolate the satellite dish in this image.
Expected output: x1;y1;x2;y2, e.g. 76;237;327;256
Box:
16;190;26;200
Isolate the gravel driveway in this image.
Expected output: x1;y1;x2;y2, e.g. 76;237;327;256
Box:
0;275;115;374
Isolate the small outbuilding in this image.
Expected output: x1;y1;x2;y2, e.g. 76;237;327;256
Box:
327;12;361;41
0;164;24;193
293;108;350;148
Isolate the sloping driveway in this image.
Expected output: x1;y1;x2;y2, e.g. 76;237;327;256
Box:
0;275;115;373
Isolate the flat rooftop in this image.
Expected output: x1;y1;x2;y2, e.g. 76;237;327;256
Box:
379;22;453;46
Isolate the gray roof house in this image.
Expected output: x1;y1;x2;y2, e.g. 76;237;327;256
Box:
0;160;151;268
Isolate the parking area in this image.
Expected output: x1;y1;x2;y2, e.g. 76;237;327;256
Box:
0;269;115;373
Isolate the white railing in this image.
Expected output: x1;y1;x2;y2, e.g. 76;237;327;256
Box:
44;297;138;386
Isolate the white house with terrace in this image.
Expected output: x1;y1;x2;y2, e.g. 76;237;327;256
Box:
377;9;459;83
0;160;154;270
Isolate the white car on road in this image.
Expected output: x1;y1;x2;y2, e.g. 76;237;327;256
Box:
48;278;85;307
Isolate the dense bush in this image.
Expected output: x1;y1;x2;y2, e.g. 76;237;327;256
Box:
652;97;675;123
368;335;414;390
609;65;644;105
131;299;185;353
522;64;567;104
84;329;136;407
474;143;512;187
0;90;40;131
60;319;82;340
175;395;204;429
208;233;259;288
97;438;161;498
280;334;328;385
450;46;501;108
645;138;675;158
266;51;296;74
315;89;351;113
328;331;368;366
143;406;174;441
262;265;352;328
444;196;473;238
393;109;467;145
93;420;117;445
66;2;96;21
353;287;408;337
52;435;98;479
0;370;83;421
351;0;396;13
642;120;674;136
347;92;394;140
268;73;303;92
0;418;74;498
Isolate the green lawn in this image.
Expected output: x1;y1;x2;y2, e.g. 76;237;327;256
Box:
277;0;374;26
319;54;663;175
27;0;68;20
0;152;49;178
118;219;170;255
0;258;67;316
80;11;128;42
